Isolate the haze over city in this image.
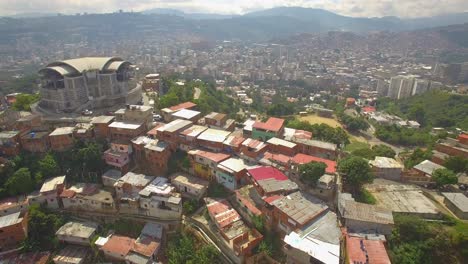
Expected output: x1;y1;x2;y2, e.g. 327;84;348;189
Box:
2;0;468;18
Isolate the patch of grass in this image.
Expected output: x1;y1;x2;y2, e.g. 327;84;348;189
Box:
207;182;230;198
345;141;370;152
298;114;342;128
355;189;377;204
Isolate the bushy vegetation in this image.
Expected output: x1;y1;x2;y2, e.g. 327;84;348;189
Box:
157;78;238;115
12;93;40;111
388;215;468;264
432;168;458;187
377;90;468;129
0;141;107;199
355;189;376;204
2;74;38;94
102;219;144;238
375;125;436;146
21;205;66;251
444;156;468;173
337;112;369;132
349;144;396;160
266;102;296;116
167;229;220;264
404;148;433;169
299;162;327;186
287;119;350;145
338;156;374;194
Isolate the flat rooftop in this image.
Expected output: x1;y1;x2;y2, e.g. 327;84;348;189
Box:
49;127;75;136
156;119;193;133
53;246;89;264
139;177;174;197
370;157;403;169
56;221;97;239
367;184;439;216
267;137;297;149
40;175;66;193
118;172;155;187
180;125;208;138
271;191;328;226
108;121;142;130
170;173;209;191
292;138;337;151
413;160;445;175
0;212;22;228
342;200;394;225
197;128;231;143
171;109;201;120
218;157;250;173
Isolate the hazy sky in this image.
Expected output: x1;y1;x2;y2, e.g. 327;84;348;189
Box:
1;0;467;18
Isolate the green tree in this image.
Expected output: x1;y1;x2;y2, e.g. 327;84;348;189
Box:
22;204;64;251
372;144;396;158
338;156;374;193
444;156;468;173
251;214;265;233
408;104;426;126
404;148;433;169
299;162;327;186
5;168;35;195
432;168;458;187
38;153;60;179
12;93;40;111
351;147;375;160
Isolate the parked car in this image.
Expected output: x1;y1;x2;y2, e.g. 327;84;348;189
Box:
81;109;93;116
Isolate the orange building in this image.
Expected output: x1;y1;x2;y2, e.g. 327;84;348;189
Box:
0;211;28;251
91;116;115;140
20;131;50;153
49;127;75;152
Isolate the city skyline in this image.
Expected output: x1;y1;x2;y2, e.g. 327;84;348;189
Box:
1;0;468;18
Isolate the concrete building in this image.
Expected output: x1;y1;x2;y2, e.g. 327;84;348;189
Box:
61;183;116;213
101;235;135;261
216;158;250;190
188;149;231;180
56;221;98;246
138;177;182;220
38;57;133;113
283;211;341;264
156;119;193;149
142;73;160;91
104;141;132;172
376;79;388;97
101;169;122;187
340;200;394;235
264;191;328;236
196;128;231;152
369;157;403;181
412;79;430;95
115;105;153;130
115;172;154;198
247;166;298;196
170;173;209;200
178;125;208;150
39;176;66;209
240;138;269;161
366;184;440;219
442;192;468;220
109;121;145;142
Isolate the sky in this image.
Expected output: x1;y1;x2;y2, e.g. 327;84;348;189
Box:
1;0;468;18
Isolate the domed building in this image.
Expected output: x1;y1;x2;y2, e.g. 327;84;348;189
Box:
38;57;134;113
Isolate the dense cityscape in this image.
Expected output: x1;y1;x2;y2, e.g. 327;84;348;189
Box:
0;2;467;264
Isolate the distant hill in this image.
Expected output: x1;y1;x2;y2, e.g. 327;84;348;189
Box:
1;8;468;43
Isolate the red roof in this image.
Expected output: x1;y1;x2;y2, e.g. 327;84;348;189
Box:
146;123;165;136
131;236;160;257
346;98;356;103
294;129;313;139
459;133;468;140
235;190;262;216
224;136;246;147
362;106;376;113
263;151;292;164
59;189;76;198
347;236;391;264
205;198;241;229
102;235;135;256
253;117;285;132
248;166;289;182
169;101;197;111
291;153;337;173
263;195;283;204
192;150;230;162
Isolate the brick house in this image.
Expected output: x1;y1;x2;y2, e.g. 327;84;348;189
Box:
196;128;231;152
91;116;115;140
0;211;28;251
20;131;50;153
0;131;21;156
155;119;193;150
144;139;171;176
266;137;298;157
49;127;75;152
216;158;250;190
252;117;285;141
109;121;145;143
240;138;269;161
291;138;338;160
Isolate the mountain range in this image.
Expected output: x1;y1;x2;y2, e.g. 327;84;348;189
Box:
1;7;468;43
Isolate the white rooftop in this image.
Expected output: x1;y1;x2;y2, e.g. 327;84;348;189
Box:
413;160;445;176
40;175;66;193
369;157;403;169
218;158;249;173
267;137;297;148
108;121;142;130
172;109;201;120
49;127;75;136
117;172;155;187
139;177;174;197
197;128;231;143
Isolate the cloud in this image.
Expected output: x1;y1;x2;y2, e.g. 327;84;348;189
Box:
0;0;467;18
